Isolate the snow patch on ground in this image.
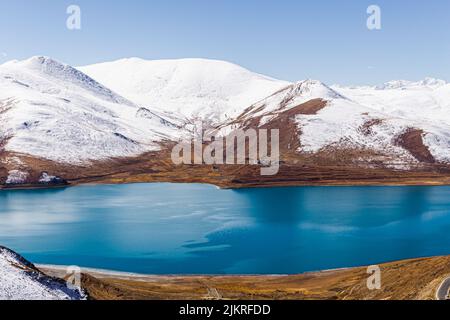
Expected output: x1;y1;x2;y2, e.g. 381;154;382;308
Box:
5;170;28;184
38;172;55;183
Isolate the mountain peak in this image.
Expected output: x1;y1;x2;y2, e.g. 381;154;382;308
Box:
280;79;346;101
229;79;345;124
375;77;447;90
3;55;65;70
418;77;447;87
23;55;59;66
79;57;290;124
1;56;135;106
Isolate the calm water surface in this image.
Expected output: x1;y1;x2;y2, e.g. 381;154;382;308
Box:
1;183;450;274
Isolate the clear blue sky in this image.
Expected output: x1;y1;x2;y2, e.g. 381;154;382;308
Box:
0;0;449;85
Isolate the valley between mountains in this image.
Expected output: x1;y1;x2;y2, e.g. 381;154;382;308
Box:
1;56;450;189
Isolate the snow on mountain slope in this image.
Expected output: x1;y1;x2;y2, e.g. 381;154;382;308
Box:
3;56;135;107
228;80;345;128
78;58;290;124
1;55;449;171
296;99;418;164
218;77;450;166
0;56;182;165
374;77;447;90
331;78;450;123
0;246;85;300
331;79;450;162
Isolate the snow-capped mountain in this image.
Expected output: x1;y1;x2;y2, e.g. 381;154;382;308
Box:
374;77;447;90
219;77;450;167
0;56;182;165
331;78;450;124
78;58;290;124
222;80;345;129
1;55;450;187
0;246;85;300
330;79;450;163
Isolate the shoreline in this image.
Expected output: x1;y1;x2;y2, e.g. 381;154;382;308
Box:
38;255;450;300
38;264;351;280
38;253;442;280
3;177;450;192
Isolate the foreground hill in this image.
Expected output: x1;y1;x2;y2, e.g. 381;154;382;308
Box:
1;245;448;300
40;255;450;300
0;246;85;300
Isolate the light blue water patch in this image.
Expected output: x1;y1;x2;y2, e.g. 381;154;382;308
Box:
1;183;450;274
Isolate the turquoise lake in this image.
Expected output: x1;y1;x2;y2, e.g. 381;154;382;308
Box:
1;183;450;274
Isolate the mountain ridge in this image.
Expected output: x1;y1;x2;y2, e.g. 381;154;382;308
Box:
0;56;183;167
1;56;450;188
78;57;291;124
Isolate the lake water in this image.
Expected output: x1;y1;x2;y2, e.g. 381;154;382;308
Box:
1;183;450;275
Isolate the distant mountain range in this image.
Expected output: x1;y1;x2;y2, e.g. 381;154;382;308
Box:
1;56;450;188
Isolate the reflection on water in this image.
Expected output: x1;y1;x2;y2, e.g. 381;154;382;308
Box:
0;184;450;274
